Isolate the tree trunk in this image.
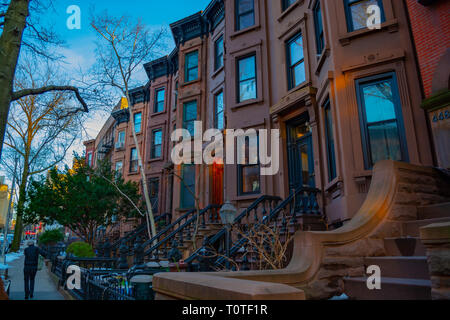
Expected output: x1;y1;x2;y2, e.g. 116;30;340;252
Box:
10;160;29;252
0;0;30;161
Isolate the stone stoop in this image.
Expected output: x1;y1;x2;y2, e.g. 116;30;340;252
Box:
344;201;450;300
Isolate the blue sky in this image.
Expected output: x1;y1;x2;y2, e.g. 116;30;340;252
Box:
0;1;211;184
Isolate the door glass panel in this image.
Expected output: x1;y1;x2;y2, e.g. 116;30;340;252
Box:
299;143;310;186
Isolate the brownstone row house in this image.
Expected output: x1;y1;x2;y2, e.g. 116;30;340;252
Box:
85;0;438;236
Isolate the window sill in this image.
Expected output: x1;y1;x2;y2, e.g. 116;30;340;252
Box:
152;110;166;116
128;171;140;176
230;24;261;39
181;78;201;87
231;97;264;110
149;157;163;163
338;19;399;46
277;0;304;22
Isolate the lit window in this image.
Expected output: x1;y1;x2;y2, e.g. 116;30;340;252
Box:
238;135;260;195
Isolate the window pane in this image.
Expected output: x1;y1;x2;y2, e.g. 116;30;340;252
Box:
240;79;257;101
131;148;138;161
215;37;224;70
241;165;260;194
293;62;306;87
349;0;379;31
188;68;198;81
184;102;197;121
362;81;396;123
368;121;402;164
289;36;304;66
239;13;255;30
325;104;337;181
238;0;254;13
154;130;162;145
118;131;125;144
185;51;198;82
239;56;255;81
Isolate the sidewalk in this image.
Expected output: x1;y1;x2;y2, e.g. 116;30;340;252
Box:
7;250;65;300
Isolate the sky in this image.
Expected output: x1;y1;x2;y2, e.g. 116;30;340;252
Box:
0;0;211;185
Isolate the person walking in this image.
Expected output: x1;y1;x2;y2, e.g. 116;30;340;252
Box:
23;240;42;300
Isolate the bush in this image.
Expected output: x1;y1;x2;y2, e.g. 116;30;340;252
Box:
38;229;64;246
66;242;95;258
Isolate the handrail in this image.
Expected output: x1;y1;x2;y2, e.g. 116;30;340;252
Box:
143;204;221;258
111;213;171;250
213;187;320;267
185;195;282;264
140;209;198;251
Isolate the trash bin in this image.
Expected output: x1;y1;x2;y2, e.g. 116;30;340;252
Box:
130;275;153;300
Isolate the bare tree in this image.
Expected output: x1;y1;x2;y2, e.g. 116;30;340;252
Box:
0;0;88;161
2;59;85;251
89;12;166;242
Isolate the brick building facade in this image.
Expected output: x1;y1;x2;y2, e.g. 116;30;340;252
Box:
85;0;437;236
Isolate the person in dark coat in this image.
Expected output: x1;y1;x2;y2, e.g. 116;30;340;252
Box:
23;240;42;300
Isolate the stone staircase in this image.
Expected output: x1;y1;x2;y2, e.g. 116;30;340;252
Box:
344;202;450;300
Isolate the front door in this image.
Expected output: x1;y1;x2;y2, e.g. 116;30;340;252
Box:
286;115;315;192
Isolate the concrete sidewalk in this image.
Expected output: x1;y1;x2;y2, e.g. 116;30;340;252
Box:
8;252;65;300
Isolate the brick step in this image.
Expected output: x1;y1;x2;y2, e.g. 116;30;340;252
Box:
364;256;429;280
403;217;450;237
384;237;426;256
344;277;432;300
417;202;450;220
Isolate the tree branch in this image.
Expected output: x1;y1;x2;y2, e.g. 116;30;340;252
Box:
11;86;89;112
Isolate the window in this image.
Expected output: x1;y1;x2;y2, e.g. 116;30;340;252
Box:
238;136;261;195
154;88;165;113
215;36;224;71
116;131;125;149
344;0;385;32
115;161;123;179
130;148;138;173
324;99;337;181
237;55;257;102
134;113;142;134
181;164;196;208
313;1;325;54
185;51;198;83
356;73;408;169
149;178;159;214
236;0;255;31
174;82;178;111
151;129;163;159
286;33;306;90
215;91;225;130
183;101;197;136
282;0;296;11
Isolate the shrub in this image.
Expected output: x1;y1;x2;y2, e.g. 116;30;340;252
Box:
38;229;64;246
66;242;95;258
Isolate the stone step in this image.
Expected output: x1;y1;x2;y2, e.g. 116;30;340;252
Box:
384;237;426;256
417;202;450;220
344;277;432;300
403;217;450;237
364;257;429;280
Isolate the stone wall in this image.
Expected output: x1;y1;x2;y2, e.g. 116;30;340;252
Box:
301;167;450;300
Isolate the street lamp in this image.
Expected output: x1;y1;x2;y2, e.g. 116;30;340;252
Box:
219;201;237;269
